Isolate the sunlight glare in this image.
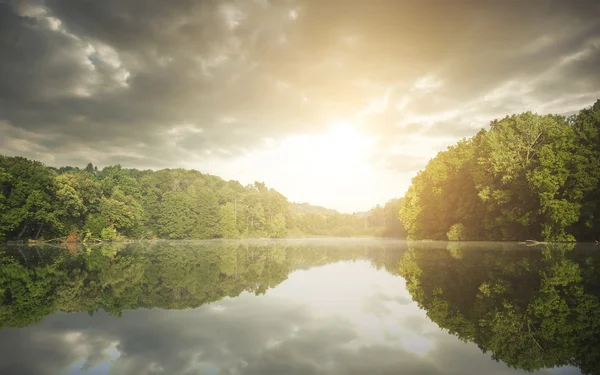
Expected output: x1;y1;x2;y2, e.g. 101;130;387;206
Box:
313;121;373;175
199;120;385;212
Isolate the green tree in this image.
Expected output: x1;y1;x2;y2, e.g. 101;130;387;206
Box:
100;226;118;241
192;188;220;239
85;163;95;174
0;156;57;240
267;213;287;238
400;139;484;240
53;174;87;232
156;191;196;239
475;113;582;241
99;188;143;235
218;202;239;238
570;100;600;241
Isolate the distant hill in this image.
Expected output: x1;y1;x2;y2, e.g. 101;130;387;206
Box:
290;203;377;218
290;202;340;215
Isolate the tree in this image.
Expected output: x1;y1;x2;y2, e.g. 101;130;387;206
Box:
267;213;287;238
99;188;143;235
475;113;584;241
381;198;406;238
53;174;87;233
446;223;464;241
218;203;239;238
570;100;600;241
85;163;95;174
156;191;196;239
192;188;220;239
400;138;484;240
0;156;57;240
84;214;110;238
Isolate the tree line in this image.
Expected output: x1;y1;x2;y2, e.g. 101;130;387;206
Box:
400;100;600;242
0;156;405;242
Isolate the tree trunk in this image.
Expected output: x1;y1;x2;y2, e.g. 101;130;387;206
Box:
35;222;44;240
18;248;28;264
35;247;44;265
17;222;29;240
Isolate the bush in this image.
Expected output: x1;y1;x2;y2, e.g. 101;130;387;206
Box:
100;226;117;241
84;214;109;237
447;223;464;241
65;231;80;243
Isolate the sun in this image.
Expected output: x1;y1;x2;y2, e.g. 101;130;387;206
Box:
319;121;372;167
329;121;363;147
326;121;371;153
202;120;378;212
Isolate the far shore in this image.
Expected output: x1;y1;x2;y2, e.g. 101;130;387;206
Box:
2;238;598;246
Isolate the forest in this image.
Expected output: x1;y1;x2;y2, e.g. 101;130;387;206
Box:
0;156;405;242
400;100;600;242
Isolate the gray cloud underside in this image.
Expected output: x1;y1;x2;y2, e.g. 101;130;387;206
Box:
0;0;599;171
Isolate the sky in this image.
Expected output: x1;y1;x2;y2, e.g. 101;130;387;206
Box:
1;0;599;213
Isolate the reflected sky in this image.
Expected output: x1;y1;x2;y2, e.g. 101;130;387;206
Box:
1;240;592;375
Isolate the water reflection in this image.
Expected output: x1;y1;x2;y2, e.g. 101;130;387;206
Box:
401;242;600;375
0;240;598;375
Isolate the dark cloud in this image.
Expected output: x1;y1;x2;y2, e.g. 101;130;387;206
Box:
0;0;599;171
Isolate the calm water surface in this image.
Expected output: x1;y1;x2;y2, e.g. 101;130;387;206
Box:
0;239;598;375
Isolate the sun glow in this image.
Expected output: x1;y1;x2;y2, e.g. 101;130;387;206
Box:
199;120;401;213
316;121;372;170
274;121;375;188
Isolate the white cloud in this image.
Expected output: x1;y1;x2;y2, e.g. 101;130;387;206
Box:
411;75;443;92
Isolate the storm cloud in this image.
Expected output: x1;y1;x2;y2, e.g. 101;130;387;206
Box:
1;0;599;174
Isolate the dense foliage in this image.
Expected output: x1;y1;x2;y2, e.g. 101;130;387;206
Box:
400;242;600;375
400;100;600;242
0;158;405;241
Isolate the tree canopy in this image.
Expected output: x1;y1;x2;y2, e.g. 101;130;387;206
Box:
400;100;600;242
0;158;404;241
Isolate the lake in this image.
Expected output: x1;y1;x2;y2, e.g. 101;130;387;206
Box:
0;239;598;375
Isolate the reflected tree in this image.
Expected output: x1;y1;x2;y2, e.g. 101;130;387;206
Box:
399;242;600;374
0;242;402;328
